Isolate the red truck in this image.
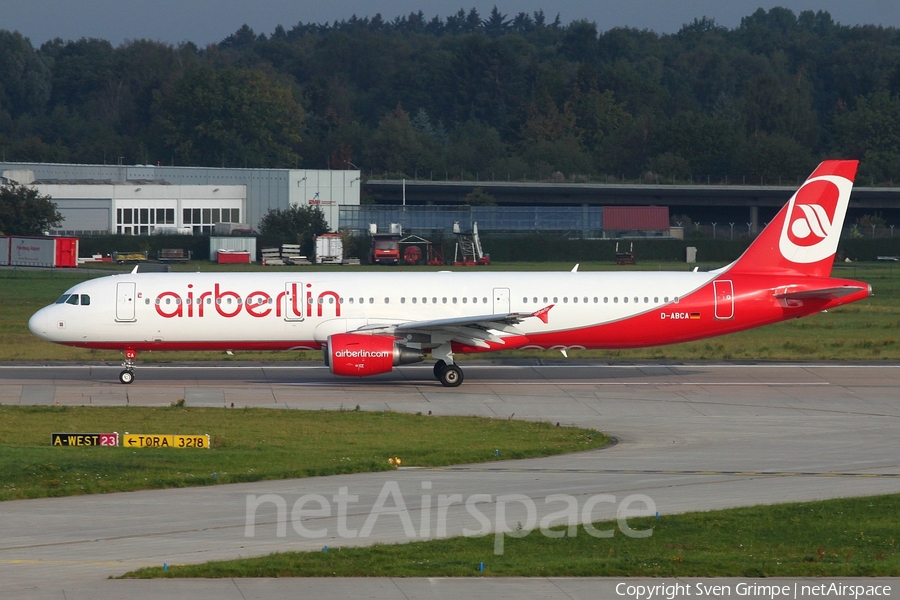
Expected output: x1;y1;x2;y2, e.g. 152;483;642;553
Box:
369;234;401;264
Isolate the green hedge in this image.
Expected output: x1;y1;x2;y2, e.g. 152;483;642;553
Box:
78;234;214;261
478;234;900;264
72;234;900;265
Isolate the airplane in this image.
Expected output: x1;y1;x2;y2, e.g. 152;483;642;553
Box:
29;160;870;387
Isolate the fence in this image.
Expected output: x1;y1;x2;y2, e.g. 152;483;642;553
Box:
341;205;608;236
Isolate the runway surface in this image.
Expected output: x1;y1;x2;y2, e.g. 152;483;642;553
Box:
2;360;900;598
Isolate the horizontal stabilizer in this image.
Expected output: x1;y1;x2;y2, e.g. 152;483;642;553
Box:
775;285;869;300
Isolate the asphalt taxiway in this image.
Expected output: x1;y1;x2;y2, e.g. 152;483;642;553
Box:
1;361;899;598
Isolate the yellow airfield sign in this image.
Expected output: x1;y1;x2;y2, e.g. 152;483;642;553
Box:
123;434;210;449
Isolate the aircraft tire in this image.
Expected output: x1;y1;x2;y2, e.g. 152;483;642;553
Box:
433;360;447;379
439;364;463;387
119;370;135;385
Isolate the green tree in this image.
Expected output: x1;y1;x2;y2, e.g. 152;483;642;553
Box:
0;30;51;118
153;67;304;167
833;91;900;182
258;204;328;255
0;183;63;235
464;187;496;206
364;106;425;173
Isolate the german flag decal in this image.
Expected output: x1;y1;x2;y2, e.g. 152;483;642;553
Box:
690;313;701;320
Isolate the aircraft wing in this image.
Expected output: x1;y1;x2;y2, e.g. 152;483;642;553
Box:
354;306;554;349
775;286;869;300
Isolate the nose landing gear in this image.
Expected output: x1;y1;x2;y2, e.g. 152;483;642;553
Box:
119;349;136;384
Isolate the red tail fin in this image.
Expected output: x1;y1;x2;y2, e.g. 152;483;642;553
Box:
728;160;858;277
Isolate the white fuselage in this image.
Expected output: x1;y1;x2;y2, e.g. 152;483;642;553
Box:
29;270;715;351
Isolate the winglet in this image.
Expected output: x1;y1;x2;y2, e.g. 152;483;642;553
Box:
532;304;554;324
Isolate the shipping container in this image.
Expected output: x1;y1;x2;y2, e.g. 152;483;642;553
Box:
602;206;670;231
315;233;344;264
209;236;256;262
216;249;251;264
1;236;79;267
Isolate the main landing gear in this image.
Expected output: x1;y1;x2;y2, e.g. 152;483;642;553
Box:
119;349;136;385
433;359;464;387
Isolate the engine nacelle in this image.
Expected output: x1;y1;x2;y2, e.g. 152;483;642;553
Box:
324;333;424;377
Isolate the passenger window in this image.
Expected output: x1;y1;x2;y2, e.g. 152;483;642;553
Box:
603;297;608;303
463;298;467;304
674;297;679;303
350;298;355;304
584;297;588;303
553;297;558;303
564;297;568;303
369;298;374;304
614;297;618;303
442;298;447;304
412;298;417;304
433;298;437;304
400;298;405;304
384;298;390;304
533;297;538;304
624;297;628;303
452;298;457;304
573;297;577;303
523;297;528;303
654;297;659;303
482;298;487;304
145;298;150;305
634;297;638;303
644;297;649;303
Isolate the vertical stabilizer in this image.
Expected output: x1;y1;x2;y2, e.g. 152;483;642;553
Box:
728;160;858;277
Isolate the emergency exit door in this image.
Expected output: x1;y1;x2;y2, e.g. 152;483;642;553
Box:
714;280;734;320
493;288;510;313
116;282;136;322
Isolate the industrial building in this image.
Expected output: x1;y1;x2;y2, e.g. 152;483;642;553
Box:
0;163;361;235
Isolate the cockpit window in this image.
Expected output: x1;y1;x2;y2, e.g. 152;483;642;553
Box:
57;294;90;306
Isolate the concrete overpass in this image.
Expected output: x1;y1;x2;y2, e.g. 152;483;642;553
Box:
364;180;900;233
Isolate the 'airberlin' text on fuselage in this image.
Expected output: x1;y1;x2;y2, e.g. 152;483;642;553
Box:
154;284;340;319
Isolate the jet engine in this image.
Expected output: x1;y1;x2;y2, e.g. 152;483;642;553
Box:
324;333;424;377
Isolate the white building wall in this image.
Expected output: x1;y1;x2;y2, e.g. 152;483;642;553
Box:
290;170;360;232
33;183;245;235
3;163;360;232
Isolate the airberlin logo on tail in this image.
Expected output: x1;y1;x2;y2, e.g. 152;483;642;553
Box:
779;175;852;264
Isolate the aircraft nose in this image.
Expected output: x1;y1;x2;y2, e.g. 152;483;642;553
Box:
28;307;52;340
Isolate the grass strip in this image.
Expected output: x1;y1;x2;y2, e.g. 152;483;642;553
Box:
123;493;900;578
0;406;605;501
